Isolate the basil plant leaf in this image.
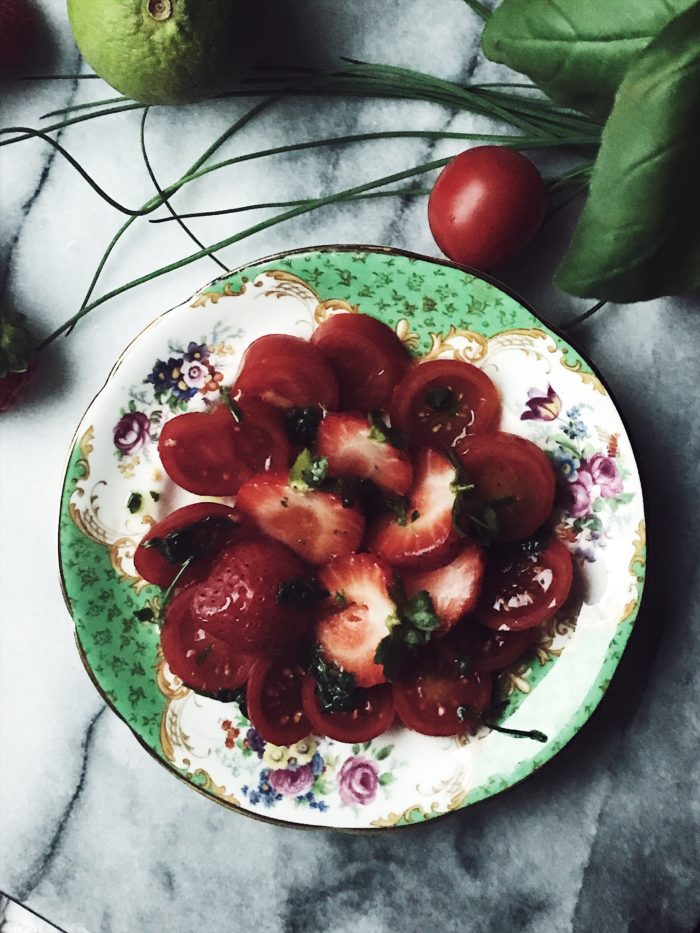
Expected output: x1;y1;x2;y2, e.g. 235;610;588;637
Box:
556;3;700;302
482;0;696;116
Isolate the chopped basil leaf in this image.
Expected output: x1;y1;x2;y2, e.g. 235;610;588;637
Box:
308;649;360;713
289;449;329;491
367;411;407;449
143;514;235;565
285;406;323;447
220;386;244;422
374;590;441;681
386;494;410;526
150;491;160;502
277;577;330;609
127;492;142;514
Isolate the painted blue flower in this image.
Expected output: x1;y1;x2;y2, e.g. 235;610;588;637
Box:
184;341;210;364
311;752;325;776
563;419;587;440
553;452;580;482
256;769;283;806
146;358;176;396
246;728;265;756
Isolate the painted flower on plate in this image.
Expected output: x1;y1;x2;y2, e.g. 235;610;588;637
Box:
337;756;379;806
521;385;561;422
113;411;150;454
585;453;623;499
268;764;315;797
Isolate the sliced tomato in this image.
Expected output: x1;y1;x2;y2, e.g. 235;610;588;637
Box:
158;399;290;496
310;312;411;410
390;359;501;450
477;538;573;631
393;642;492;736
471;627;539;672
234;334;339;410
246;657;312;746
302;676;395;743
134;502;244;588
455;431;556;542
160;587;255;696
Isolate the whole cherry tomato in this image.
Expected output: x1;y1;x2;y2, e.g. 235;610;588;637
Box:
428;146;547;269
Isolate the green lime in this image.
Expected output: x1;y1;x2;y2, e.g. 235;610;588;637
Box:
67;0;259;105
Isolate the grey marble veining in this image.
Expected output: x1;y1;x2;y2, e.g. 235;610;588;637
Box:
1;2;699;932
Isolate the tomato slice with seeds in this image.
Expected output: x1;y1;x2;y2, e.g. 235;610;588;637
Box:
310;312;411;410
234;334;339;410
393;642;492;736
455;431;556;542
390;359;501;450
301;676;395;744
134;502;244;588
477;538;573;631
160;588;255;696
158;399;290;496
246;658;312;746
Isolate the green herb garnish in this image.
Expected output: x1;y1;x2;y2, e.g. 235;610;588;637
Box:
143;514;235;565
277;578;330;610
368;411;407;449
127;492;142;514
374;590;441;681
220;385;243;422
285;406;323;447
309;648;360;712
289;449;329;491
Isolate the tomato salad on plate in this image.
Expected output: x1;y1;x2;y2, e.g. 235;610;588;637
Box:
136;313;573;747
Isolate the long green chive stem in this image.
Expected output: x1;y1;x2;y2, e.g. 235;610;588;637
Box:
483;722;548;742
149;188;432;222
564;300;608;331
139;107;228;272
41;95;130;119
70;97;279;329
462;0;492;19
40;155;455;348
0;103;146;147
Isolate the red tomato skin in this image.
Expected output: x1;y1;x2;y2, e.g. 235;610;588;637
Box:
158;400;290;497
247;658;312;746
301;676;395;744
160;587;256;695
428;146;547;269
134;502;244;588
234;334;339;410
471;627;539;672
393;644;492;736
310;313;411;410
477;538;574;631
455;431;556;543
390;358;501;450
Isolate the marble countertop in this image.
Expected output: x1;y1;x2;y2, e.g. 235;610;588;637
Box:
1;2;698;932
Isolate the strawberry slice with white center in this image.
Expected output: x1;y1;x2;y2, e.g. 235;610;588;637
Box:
366;447;462;569
403;542;485;635
316;412;413;495
316;553;399;687
236;450;364;566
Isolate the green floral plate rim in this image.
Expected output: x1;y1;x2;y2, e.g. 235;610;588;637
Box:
58;245;646;830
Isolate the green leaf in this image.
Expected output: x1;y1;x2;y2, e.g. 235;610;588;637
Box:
277;578;330;610
367;411;407;449
556;4;700;301
127;492;142;514
403;591;441;634
308;649;360;713
284;406;322;447
379;772;396;786
375;744;394;761
482;0;696;116
0;316;33;377
385;494;410;527
289;449;329;491
142;514;235;565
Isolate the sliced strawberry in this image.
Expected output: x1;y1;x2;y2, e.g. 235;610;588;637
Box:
316;412;413;495
190;537;307;653
403;542;485;635
316;554;399;687
235;461;365;566
366;447;461;570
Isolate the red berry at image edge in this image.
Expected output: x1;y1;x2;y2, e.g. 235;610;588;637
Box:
0;0;36;73
0;366;33;412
